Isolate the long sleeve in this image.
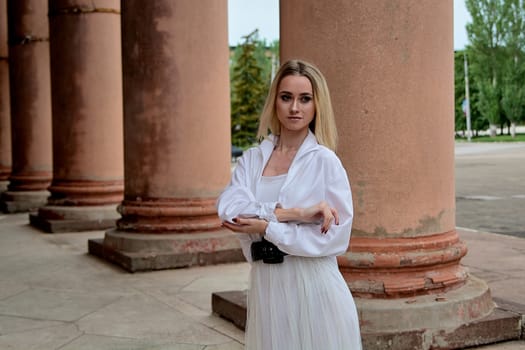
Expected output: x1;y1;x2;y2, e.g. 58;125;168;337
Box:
264;161;354;258
216;148;279;262
217;152;279;223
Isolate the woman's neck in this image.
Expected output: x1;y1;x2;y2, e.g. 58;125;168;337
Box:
276;129;308;153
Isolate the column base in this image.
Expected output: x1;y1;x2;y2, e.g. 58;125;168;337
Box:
212;276;523;349
1;190;49;213
29;204;120;233
0;181;8;193
88;228;245;272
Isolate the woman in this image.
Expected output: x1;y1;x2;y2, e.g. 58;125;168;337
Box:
217;59;362;349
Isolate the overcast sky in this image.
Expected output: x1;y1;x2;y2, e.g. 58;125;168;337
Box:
228;0;471;50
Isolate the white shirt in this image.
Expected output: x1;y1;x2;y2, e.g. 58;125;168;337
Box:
216;130;354;260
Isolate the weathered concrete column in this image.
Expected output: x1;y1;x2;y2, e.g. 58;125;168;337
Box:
0;0;11;193
29;0;123;233
1;0;52;213
278;1;502;348
88;0;243;271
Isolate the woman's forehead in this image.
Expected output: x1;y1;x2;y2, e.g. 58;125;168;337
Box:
278;75;313;93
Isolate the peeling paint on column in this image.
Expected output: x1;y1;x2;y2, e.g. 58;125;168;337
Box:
352;210;448;238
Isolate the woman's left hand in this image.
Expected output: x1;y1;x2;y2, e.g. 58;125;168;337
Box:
222;217;268;235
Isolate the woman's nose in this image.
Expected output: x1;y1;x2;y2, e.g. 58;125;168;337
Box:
290;98;299;112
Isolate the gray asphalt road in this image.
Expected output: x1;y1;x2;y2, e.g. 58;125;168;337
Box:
455;142;525;238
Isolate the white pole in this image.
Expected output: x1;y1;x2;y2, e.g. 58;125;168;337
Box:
464;52;472;142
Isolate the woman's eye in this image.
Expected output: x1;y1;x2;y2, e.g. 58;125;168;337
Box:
300;96;312;103
280;95;291;101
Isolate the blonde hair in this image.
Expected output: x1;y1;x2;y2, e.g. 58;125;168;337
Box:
256;59;338;151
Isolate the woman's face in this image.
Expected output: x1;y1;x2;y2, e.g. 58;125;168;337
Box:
275;75;315;134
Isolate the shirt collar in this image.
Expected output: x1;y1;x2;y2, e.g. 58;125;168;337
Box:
259;129;319;164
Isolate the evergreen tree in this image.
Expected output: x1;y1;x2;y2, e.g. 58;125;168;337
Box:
230;30;267;148
254;39;280;90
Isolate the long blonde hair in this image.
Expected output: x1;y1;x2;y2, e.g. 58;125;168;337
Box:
256;59;338;151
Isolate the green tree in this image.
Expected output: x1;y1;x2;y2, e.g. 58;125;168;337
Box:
466;0;509;136
255;39;279;89
500;0;525;137
477;79;502;135
230;30;267;148
455;51;488;136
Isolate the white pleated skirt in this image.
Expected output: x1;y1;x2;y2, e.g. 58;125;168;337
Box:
245;255;362;350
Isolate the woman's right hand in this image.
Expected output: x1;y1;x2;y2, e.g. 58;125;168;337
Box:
300;201;339;233
275;201;339;234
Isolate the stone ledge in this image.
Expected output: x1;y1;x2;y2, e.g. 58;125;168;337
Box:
493;297;525;339
431;308;522;349
2;200;45;213
211;290;524;349
88;230;245;272
212;290;247;331
30;213;117;233
355;276;494;333
1;190;49;213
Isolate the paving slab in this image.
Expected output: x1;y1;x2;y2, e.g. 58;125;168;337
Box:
59;334;203;350
76;293;232;345
459;228;525;306
0;288;121;322
0;315;65;335
0;323;81;350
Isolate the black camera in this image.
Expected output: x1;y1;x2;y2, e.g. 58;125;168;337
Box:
251;238;288;264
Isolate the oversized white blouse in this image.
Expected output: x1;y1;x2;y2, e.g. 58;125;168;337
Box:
216;130;354;260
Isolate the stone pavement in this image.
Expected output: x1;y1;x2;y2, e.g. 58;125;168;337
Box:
0;142;523;350
0;213;248;350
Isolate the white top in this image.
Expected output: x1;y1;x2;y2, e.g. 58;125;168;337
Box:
217;130;354;259
256;174;287;202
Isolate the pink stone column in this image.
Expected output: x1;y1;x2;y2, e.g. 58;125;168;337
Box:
88;0;243;271
29;0;123;232
280;0;494;348
0;0;11;192
1;0;52;213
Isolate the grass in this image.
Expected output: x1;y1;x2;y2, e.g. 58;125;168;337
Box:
456;133;525;142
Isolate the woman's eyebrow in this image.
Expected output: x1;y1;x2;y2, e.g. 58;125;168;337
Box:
278;90;312;95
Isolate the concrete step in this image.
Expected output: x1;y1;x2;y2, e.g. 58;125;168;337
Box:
212;290;524;350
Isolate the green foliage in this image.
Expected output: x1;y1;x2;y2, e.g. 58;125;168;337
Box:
463;0;525;136
501;80;525;124
477;78;503;125
465;0;507;128
454;51;488;135
230;31;279;148
500;0;525;124
254;39;279;90
456;133;525;142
